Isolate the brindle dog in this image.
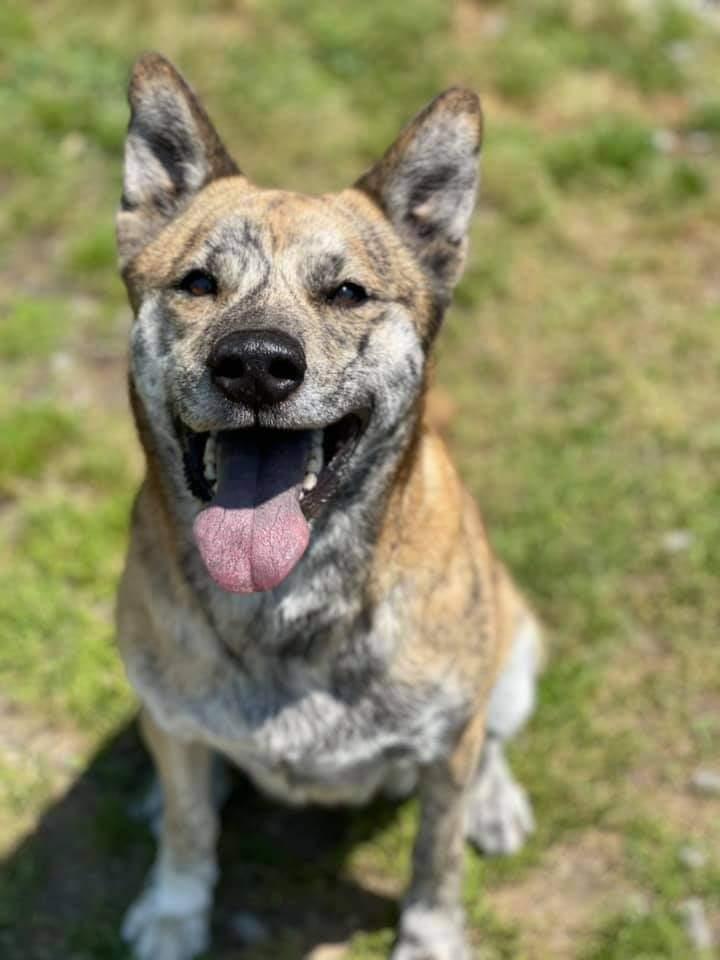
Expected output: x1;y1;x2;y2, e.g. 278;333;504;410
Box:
116;53;543;960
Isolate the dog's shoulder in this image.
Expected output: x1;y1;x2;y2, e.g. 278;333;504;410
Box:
368;412;507;687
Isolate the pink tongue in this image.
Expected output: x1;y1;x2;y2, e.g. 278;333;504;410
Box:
193;430;310;593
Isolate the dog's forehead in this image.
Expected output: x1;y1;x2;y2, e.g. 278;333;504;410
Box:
135;176;423;299
192;181;393;258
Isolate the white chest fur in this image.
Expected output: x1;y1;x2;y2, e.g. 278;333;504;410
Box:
128;629;464;806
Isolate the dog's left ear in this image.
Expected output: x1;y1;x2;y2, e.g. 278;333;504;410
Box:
117;52;240;270
356;88;482;305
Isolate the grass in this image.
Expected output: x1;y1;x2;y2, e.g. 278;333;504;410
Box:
1;0;719;958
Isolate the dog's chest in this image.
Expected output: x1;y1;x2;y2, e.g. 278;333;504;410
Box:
135;603;462;806
222;675;429;805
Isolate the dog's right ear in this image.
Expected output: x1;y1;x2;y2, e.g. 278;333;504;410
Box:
117;53;240;270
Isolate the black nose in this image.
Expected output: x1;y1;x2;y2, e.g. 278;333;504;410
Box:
208;329;306;407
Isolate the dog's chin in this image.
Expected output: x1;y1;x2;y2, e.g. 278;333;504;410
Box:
177;409;370;520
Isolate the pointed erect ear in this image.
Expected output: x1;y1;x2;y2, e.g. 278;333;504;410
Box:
355;88;482;304
117;52;240;269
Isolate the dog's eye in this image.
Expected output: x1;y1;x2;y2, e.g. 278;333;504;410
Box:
327;282;368;307
178;270;217;297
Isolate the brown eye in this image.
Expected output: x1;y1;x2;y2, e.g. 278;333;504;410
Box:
327;282;368;307
178;270;217;297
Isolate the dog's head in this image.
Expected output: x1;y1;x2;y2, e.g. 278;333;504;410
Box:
118;53;481;595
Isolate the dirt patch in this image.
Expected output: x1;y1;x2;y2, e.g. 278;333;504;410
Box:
489;830;633;959
0;696;89;768
632;774;720;860
0;696;91;855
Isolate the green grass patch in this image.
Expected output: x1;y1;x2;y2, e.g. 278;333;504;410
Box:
346;929;397;959
0;406;80;491
66;223;118;274
686;99;720;134
484;0;695;99
481;126;552;225
583;909;695;960
0;297;72;361
491;33;563;104
545;117;655;188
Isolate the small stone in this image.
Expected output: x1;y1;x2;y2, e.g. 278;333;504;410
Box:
229;911;269;945
668;41;693;64
653;129;678;154
60;132;87;159
51;351;73;374
691;768;720;794
661;529;694;553
483;12;508;37
626;892;652;917
679;897;715;950
678;844;708;870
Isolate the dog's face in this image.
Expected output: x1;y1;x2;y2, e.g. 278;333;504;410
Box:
118;54;481;595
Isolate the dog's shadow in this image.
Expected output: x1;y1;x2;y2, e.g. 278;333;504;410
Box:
1;719;401;959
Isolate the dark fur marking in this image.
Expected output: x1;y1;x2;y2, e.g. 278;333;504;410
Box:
130;329;147;364
336;204;394;285
156;307;177;355
120;191;136;212
407;164;458;211
309;252;347;287
422;301;446;352
205;221;272;297
405;210;438;241
426;247;455;279
462;567;483;621
134;117;192;193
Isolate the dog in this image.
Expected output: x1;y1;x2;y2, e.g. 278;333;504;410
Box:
115;53;543;960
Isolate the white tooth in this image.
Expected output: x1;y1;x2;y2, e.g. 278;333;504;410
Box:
304;430;324;476
203;435;217;480
303;472;318;492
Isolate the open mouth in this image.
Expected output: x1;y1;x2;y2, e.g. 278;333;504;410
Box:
178;412;368;594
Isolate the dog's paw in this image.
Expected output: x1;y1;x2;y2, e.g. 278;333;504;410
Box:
392;907;470;960
465;742;534;856
122;872;212;960
123;907;209;960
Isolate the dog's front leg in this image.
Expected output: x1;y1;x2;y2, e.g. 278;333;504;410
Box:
392;719;484;960
123;710;218;960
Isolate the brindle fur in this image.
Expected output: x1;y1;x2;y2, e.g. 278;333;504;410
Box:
116;53;543;960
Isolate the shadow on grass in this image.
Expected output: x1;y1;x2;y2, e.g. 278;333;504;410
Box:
0;719;400;959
